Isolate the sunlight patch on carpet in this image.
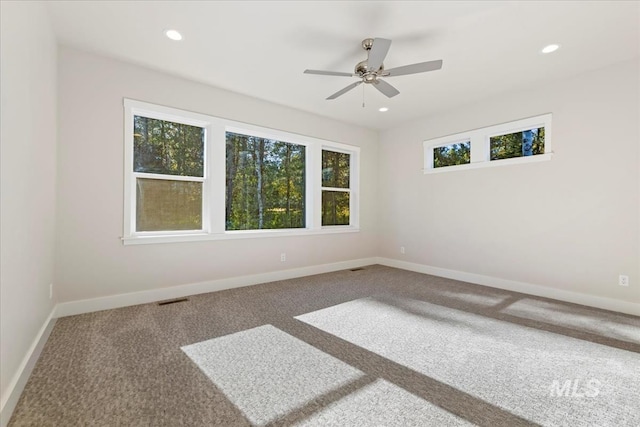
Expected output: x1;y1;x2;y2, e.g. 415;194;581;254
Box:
294;378;472;426
431;289;510;307
501;298;640;344
295;296;640;427
181;325;364;426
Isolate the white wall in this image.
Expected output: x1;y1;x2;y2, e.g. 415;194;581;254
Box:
0;0;58;413
378;59;640;304
55;47;378;303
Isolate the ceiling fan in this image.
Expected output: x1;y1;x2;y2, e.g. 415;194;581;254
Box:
304;37;443;100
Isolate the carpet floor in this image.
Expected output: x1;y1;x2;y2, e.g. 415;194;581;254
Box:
9;265;640;426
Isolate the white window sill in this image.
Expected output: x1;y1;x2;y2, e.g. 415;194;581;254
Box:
423;152;553;174
122;226;360;245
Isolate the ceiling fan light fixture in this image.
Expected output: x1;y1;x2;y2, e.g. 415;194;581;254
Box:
541;44;560;54
165;29;183;41
379;107;389;112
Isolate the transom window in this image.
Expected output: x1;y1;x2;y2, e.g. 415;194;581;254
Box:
123;99;359;244
490;127;545;161
423;114;552;173
433;141;471;169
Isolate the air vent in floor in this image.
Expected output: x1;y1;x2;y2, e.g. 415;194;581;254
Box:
158;297;189;306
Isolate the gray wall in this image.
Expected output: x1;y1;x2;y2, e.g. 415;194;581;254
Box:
55;47;379;303
378;59;640;304
0;1;58;408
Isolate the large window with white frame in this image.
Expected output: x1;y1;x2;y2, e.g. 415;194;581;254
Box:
123;99;359;244
423;114;552;173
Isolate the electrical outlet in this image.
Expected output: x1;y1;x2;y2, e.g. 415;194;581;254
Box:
400;246;405;254
619;275;629;287
280;253;286;262
49;283;53;299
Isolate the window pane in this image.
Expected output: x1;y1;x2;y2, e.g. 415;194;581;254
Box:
225;132;305;230
136;178;202;231
490;127;545;161
433;142;471;168
322;150;350;188
134;116;204;177
322;191;350;226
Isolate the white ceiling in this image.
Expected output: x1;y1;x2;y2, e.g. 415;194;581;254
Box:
46;1;639;131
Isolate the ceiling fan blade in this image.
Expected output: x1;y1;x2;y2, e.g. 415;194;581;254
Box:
304;69;354;77
384;60;443;77
327;81;362;100
367;38;392;71
373;79;400;98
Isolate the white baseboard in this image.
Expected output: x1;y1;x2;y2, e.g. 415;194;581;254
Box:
376;257;640;316
51;256;640;318
0;308;57;427
55;258;378;318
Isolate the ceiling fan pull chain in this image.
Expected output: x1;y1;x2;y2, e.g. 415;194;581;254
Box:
362;83;365;108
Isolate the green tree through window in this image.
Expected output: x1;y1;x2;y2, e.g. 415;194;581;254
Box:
322;150;351;226
133;116;204;231
490;127;545;160
226;132;305;230
433;142;471;168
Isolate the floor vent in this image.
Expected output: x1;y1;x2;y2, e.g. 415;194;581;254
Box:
158;298;189;306
350;267;365;272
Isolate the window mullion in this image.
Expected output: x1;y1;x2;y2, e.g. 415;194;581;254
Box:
133;172;204;182
321;187;350;192
309;143;321;231
470;130;486;163
124;103;135;237
210;122;226;234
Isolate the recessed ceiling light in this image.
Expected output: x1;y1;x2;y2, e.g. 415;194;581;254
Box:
379;107;389;112
165;29;183;41
541;44;560;54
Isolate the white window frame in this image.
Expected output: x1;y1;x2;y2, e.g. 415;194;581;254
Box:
423;113;553;174
320;147;359;229
123;99;360;245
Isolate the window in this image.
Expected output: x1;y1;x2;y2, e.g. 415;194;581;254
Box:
433;141;471;168
123;99;359;244
322;150;351;226
423;114;552;173
226;132;306;230
490;127;545;161
133;116;206;232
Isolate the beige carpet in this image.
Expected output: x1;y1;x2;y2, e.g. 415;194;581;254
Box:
296;296;640;426
9;265;640;426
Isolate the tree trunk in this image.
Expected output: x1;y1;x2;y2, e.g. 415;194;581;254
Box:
225;135;238;227
522;129;536;156
332;153;339;223
285;144;291;227
161;120;168;169
255;139;264;229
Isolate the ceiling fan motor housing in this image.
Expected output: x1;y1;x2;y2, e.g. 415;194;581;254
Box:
355;60;383;83
356;38;384;83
